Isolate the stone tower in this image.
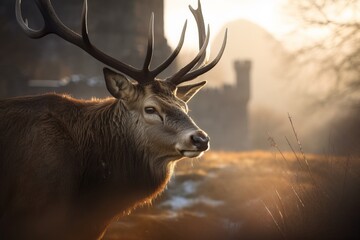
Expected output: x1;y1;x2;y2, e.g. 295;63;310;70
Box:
188;60;252;151
233;60;251;150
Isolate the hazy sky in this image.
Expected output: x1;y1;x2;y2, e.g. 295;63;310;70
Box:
164;0;293;50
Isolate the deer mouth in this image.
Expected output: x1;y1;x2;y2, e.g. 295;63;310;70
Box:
179;150;205;158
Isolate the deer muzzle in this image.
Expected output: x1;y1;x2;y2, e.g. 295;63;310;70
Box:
176;130;210;158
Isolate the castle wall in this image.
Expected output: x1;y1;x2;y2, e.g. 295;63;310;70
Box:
189;60;251;151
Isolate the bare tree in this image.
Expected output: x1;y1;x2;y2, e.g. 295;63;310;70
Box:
287;0;360;101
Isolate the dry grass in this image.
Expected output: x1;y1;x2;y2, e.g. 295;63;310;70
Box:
264;114;360;240
101;146;360;240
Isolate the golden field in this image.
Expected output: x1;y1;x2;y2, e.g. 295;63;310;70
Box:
104;151;360;240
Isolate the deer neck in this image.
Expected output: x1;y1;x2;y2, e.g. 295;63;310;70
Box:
75;100;174;211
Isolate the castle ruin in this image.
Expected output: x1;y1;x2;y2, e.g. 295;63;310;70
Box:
189;60;251;150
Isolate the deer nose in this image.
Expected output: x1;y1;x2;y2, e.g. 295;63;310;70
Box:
190;131;210;151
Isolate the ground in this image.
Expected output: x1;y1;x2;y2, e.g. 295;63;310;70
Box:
103;151;360;240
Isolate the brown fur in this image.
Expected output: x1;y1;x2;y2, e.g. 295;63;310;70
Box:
0;79;205;240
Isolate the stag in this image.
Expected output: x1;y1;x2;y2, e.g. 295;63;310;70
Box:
0;0;227;239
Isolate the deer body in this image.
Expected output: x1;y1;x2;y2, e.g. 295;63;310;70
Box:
0;92;181;239
0;0;227;239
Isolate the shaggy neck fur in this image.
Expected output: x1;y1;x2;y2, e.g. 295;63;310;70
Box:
71;98;176;215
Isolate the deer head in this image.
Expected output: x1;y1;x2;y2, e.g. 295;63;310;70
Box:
16;0;227;160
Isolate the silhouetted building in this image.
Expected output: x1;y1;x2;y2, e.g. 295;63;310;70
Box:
189;60;251;151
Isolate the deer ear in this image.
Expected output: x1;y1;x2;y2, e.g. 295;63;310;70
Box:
103;67;137;100
176;81;207;102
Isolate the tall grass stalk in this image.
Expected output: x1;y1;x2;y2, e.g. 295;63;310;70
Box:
287;113;318;188
263;200;286;240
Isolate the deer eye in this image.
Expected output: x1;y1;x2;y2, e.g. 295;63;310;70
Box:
144;106;164;122
144;107;157;114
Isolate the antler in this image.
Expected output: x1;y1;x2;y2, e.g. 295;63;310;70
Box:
167;0;228;85
190;0;207;70
16;0;226;85
15;0;187;84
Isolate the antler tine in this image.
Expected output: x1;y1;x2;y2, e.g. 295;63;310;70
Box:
150;20;187;79
81;0;90;44
17;0;84;46
142;13;154;73
36;0;83;46
167;25;210;85
180;29;227;83
78;0;143;80
189;0;207;70
15;0;49;38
